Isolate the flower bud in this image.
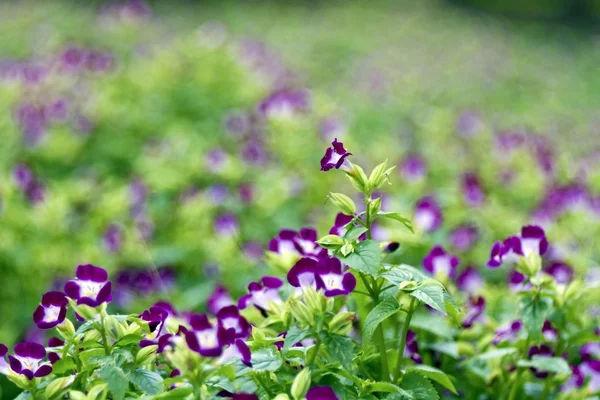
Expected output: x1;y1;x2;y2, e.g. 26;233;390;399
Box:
317;234;344;250
328;311;355;335
368;196;382;218
517;252;542;277
302;286;323;315
291;368;311;400
340;242;354;256
398;281;419;292
105;315;127;339
68;298;97;320
136;344;158;365
252;326;266;341
274;395;291;400
328;192;356;216
68;391;87;400
45;376;75;399
368;160;396;191
344;162;369;194
288;298;314;326
57;318;76;340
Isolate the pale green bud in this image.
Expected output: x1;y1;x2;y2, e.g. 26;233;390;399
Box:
57;318;76;340
328;312;355;335
328;192;356;216
369;160;396;191
252;326;266;341
368;196;382;218
273;395;291;400
344;162;369;193
302;286;323;315
291;368;311;400
69;391;87;400
45;376;75;399
135;344;158;365
316;234;344;250
398;281;419;292
340;242;354;256
289;298;313;326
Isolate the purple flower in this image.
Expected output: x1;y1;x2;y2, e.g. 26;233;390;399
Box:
423;246;459;279
129;179;147;217
26;179;46;205
103;224;122;253
0;344;9;375
288;257;356;297
206;185;229;204
238;277;283;311
527;345;554;378
139;306;169;348
207;286;235;315
205;148;228;173
329;213;355;236
46;97;70;122
16;103;47;146
85;50;114;73
60;46;86;71
47;338;64;364
461;172;486;207
306;387;339;400
462;296;486;328
238;183;254;204
544;262;574;284
404;330;422;364
243;241;263;261
64;264;112;307
293;228;327;259
33;291;68;330
561;365;586;392
456;110;482;136
274;331;315;351
413;196;442;233
320;138;352;172
214;214;239;237
224;111;250;137
508;269;530;292
493;320;522;344
580;361;600;392
456;267;484;294
542;320;558;342
241;139;267;165
13;164;33;191
7;342;51;380
450;225;478;252
217;306;251;340
258;88;310;118
219;339;252;367
185;314;228;357
487;225;548;268
400;154;426;181
581;342;600;362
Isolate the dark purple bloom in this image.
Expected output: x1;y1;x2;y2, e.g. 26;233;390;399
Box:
33;291;68;330
528;345;554;378
293;228;327;259
0;344;9;375
140;306;169;348
288;257;356;297
47;338;64;364
16;103;47;146
306;387;339;400
400;154;426;181
462;296;486;328
450;224;478;252
456;267;484;294
241;139;267;165
274;331;315;351
461;172;485;207
64;264;112;307
206;184;229;204
238;183;254;204
217;306;251;340
269;229;298;255
542;320;558;342
508;269;530;292
487;226;547;268
493;320;522;345
103;224;122;253
46;97;70;122
580;361;600;392
329;213;354;236
13;164;33;191
185;314;228;357
238;277;283;311
25;179;46;205
320;138;352;172
7;342;51;380
414;196;442;233
60;46;86;71
544;262;574;284
214;214;239;237
207;286;235;315
561;365;586;392
259;88;310;118
85;50;114;73
404;330;422;364
456;110;482;136
219;339;252;367
423;246;459;279
581;342;600;362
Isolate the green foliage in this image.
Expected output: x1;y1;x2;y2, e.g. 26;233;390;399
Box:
363;297;401;347
337;240;381;276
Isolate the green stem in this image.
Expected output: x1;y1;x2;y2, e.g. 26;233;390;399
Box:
99;315;111;355
393;297;418;382
507;369;524;400
375;325;390;381
307;339;322;365
540;378;552;400
256;374;274;398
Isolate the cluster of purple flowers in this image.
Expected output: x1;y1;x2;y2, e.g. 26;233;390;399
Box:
12;164;46;205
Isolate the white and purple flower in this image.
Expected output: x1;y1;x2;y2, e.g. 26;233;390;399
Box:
287;257;356;297
139;305;169;348
456;267;484;294
414;196;442;233
461;172;486;207
219;339;252;367
328;213;354;236
400;154;426;181
450;224;478;252
493;320;522;345
6;342;52;380
184;314;229;358
64;264;112;307
0;344;9;375
238;277;283;312
47;338;64;364
544;262;574;285
207;286;235;315
258;88;310;119
320;138;352;172
487;225;548;268
462;296;486;328
33;291;68;330
217;306;251;340
423;246;459;279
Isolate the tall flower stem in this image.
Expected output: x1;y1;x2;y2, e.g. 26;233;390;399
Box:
307;339;322;365
393;297;417;382
99;314;111;355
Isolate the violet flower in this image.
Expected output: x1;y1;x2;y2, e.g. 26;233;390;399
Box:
184;314;229;357
544;262;574;284
580;361;600;393
581;342;600;362
103;224;122;253
47;338;64;364
307;387;339;400
487;225;548;268
527;345;554;378
456;267;484;294
404;330;422;364
319;116;346;141
207;286;235;315
542;320;558;342
0;344;9;375
462;296;486;328
33;291;68;330
238;277;283;311
139;305;169;348
320;138;352;172
414;196;442;233
450;224;478;252
400;154;426;181
214;214;239;237
508;269;530;292
64;264;112;307
423;246;459;279
241;139;267;165
243;241;263;261
224;111;250;137
293;228;327;259
288;257;356;297
461;172;486;207
205;148;227;173
6;342;52;380
492;320;522;345
456;110;482;136
218;339;252;367
258;88;310;119
217;306;251;340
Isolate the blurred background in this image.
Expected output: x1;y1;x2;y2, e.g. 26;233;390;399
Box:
1;0;600;397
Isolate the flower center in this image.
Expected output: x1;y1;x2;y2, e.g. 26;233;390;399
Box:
80;281;104;299
322;273;343;290
43;305;61;323
197;329;218;349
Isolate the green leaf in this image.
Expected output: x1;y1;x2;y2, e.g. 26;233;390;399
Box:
517;356;572;375
471;347;518;361
399;372;439;400
251;347;283;372
409;314;453;339
98;364;129;400
410;284;446;314
344;225;368;242
283;326;311;354
364;381;408;395
426;342;459;359
363;297;400;347
338;240;381;276
115;334;144;346
79;348;106;368
405;365;457;394
381;265;425;286
130;369;164;394
14;392;32;400
377;212;414;233
44;376;75;399
51;357;77;374
519;296;551;340
321;332;354;370
155;387;194;399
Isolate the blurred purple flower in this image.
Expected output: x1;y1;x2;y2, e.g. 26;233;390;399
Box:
461;172;486;207
400;154;426;181
456;110;482;136
104;224;122;253
456;267;484;294
414;196;442;233
450;224;478;252
214;214;239;237
423;246;459;279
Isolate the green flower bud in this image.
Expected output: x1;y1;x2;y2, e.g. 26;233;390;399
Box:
273;395;291;400
105;315;127;339
368;196;382;218
302;286;323;315
328;192;356;216
316;234;344;250
45;376;75;399
344;162;370;194
516;253;542;277
68;391;87;400
291;368;311;400
368;160;396;191
398;281;419;292
340;242;354;256
288;298;313;326
136;344;158;365
252;326;266;341
328;311;355;335
57;318;76;340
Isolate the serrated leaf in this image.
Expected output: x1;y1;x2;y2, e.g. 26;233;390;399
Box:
519;296;551;340
154;387;194;399
410;285;446;314
377;212;414;233
129;369;164;394
344;225;368;242
321;332;354;370
517;356;572;375
405;365;456;394
51;357;77;374
471;347;518;361
283;326;311;354
79;348;106;368
338;240;381;276
363;297;400;347
115;334;144;346
251;347;283;372
364;381;407;395
381;265;426;286
399;372;439;400
98;364;129;400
